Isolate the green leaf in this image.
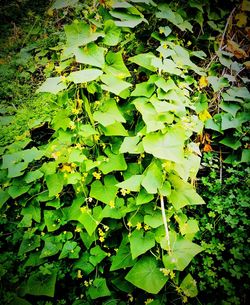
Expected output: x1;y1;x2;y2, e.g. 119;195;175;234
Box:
129;52;157;71
144;210;163;228
241;149;250;163
98;149;127;174
142;127;185;163
101;121;129;136
168;175;205;210
24;170;43;184
36;77;67;94
24;269;57;297
221;113;243;130
46;173;64;197
104;51;130;78
10;296;32;305
109;11;147;28
8;184;30;199
40;236;63;258
44;209;63;232
220;101;241;117
0;189;10;208
59;241;80;259
119;135;144;154
100;74;132;96
64;21;103;47
74;253;95;275
52;109;70;131
67;69;102;84
103;20;121;46
18;233;41;256
141;161;163;194
207;76;229;92
74;43;106;68
136;188;154;205
162;238;203;271
180;273;198;297
89;245;107;266
226;86;250;99
110;242;134;271
156;4;193;32
129;230;155;259
116;175;144;192
125;256;168;294
93;99;126;126
80;232;96;249
131;81;155;97
90;175;118;205
88;278;111;299
78;206;102;236
220;136;241;150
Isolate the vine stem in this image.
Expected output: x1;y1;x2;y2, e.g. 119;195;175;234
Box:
219;7;236;50
160;195;171;255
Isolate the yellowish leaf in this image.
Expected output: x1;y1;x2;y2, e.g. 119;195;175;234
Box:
199;110;212;122
242;0;250;11
199;76;208;89
203;144;213;152
244;61;250;69
235;12;248;27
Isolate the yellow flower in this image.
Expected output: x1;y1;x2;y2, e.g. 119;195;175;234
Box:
93;134;100;142
51;151;61;160
109;200;115;208
84;280;89;287
182;296;188;303
199;109;212;122
77;270;82;279
61;164;72;173
72;108;80;115
145;299;154;305
199;75;208;89
136;223;142;230
93;172;101;180
160;268;170;276
144;224;150;231
99;236;105;242
120;188;130;196
127;221;132;227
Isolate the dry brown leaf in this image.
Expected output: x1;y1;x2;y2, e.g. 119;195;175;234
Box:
203;144;213;152
242;0;250;11
244;61;250;69
226;40;248;59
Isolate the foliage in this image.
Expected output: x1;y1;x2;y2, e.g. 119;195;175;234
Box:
0;0;249;304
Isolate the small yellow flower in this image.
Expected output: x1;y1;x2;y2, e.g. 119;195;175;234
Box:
84;280;89;287
99;236;105;242
136;223;142;230
93;134;100;142
75;227;82;232
160;268;170;276
144;224;150;231
77;270;82;279
109;200;115;208
61;164;72;173
51;151;61;160
69;122;76;130
145;299;154;305
98;228;105;237
182;296;188;303
72;108;80;115
120;188;130;196
55;193;60;199
127;221;132;227
103;225;109;231
93;172;101;180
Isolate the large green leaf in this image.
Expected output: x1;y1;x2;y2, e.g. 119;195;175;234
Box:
125;256;168;294
101;121;129;136
24;269;57;297
36;77;67;94
0;189;10;209
93;99;126;126
45;173;64;198
142;127;185;163
104;51;130;78
18;233;41;256
89;245;107;266
162;238;203;271
90;175;118;204
59;241;80;259
119;135;144;154
78;206;103;236
109;11;147;28
168;174;205;210
64;21;103;47
129;230;155;259
67;69;102;83
40;236;63;258
141;161;163;194
74;43;106;68
131;81;155;97
98;149;127;174
110;242;134;271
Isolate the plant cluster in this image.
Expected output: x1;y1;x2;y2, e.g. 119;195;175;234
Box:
0;0;249;304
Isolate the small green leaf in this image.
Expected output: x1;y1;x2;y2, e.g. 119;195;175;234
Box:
141;161;163;194
129;230;155;259
51;0;78;9
93;99;126;126
74;43;106;68
98;149;127;174
18;233;41;256
220;136;241;150
136;188;154;205
36;77;67;94
40;236;63;258
104;51;130;78
207;76;229;92
67;69;103;84
78;206;102;236
110;11;147;28
144;210;163;228
0;189;10;208
8;184;30;199
88;278;111;299
59;241;80;259
110;242;134;271
103;20;121;46
180;273;198;297
220;101;241;117
131;81;155;97
125;255;168;294
119;136;144;154
101;121;129;136
89;245;107;266
24;170;43;184
241;149;250;163
101;74;132;96
116;175;144;192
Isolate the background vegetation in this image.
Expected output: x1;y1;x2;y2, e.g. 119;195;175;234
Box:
0;0;249;304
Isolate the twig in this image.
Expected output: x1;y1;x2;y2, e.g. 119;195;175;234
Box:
160;195;171;254
219;7;236;51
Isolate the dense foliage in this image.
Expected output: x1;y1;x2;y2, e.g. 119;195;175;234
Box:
0;0;249;304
